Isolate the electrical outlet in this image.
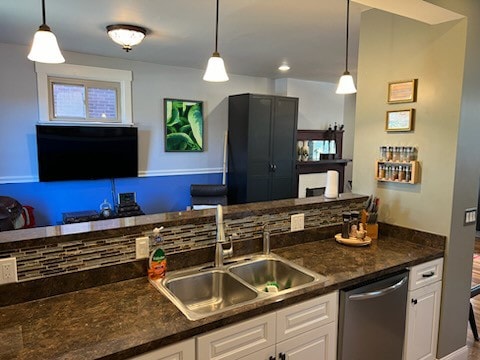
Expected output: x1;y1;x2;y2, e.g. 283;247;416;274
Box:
465;208;477;225
135;237;150;259
291;213;305;232
0;257;18;285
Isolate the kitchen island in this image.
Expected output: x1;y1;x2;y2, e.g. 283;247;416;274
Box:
0;232;443;360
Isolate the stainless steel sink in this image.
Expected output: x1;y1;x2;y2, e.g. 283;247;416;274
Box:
152;268;258;321
229;254;325;293
149;253;327;321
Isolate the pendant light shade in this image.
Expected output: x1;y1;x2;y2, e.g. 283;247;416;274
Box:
336;0;356;94
204;52;229;82
28;0;65;64
106;24;146;52
203;0;229;82
337;71;357;95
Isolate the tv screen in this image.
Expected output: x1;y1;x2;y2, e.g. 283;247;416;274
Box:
36;125;138;182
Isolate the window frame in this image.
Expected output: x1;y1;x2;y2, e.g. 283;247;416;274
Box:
48;77;121;123
35;63;133;125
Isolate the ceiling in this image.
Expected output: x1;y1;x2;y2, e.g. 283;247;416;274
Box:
0;0;368;83
0;1;463;83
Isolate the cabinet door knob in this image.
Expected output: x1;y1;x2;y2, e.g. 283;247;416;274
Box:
412;298;418;305
279;353;286;360
269;356;276;360
272;164;277;172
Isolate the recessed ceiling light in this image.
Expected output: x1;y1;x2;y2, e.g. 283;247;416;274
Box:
278;64;290;71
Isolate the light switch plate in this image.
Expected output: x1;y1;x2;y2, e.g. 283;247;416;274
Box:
291;213;305;232
135;236;150;259
464;208;477;225
0;257;18;285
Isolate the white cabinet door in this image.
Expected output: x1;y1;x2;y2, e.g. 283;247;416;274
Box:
404;281;442;360
276;292;338;343
129;338;195;360
197;313;276;360
277;322;337;360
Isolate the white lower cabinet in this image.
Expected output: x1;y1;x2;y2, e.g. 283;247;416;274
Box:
196;312;276;360
276;322;337;360
404;259;443;360
197;292;338;360
129;338;195;360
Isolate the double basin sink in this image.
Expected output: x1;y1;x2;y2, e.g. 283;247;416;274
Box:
149;253;327;321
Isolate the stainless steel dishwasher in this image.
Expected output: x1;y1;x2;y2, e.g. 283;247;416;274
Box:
338;270;409;360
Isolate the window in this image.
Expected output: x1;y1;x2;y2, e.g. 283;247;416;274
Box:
48;77;120;122
35;63;133;125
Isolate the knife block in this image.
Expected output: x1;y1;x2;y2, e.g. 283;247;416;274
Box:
361;210;378;239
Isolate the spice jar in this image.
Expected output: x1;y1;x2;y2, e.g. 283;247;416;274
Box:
392;166;398;181
392;147;399;162
398;166;405;181
405;166;411;182
378;164;385;179
380;146;387;161
342;212;351;239
386;146;393;161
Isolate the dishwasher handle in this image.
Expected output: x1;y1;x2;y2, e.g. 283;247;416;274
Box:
348;276;408;301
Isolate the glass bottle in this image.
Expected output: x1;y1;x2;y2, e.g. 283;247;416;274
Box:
393;147;400;162
399;147;406;162
399;166;405;181
380;146;387;161
392;166;398;181
405;166;411;182
378;164;385;179
387;146;393;161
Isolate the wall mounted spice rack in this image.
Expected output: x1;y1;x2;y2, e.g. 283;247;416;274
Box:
375;160;419;184
375;145;420;184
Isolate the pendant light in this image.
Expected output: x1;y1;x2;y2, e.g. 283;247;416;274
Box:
336;0;356;94
28;0;65;64
106;24;147;52
203;0;229;82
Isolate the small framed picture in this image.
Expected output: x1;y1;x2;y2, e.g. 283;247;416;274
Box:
386;109;414;132
387;79;418;104
164;98;204;152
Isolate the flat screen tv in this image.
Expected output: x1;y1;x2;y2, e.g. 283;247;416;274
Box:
36;125;138;182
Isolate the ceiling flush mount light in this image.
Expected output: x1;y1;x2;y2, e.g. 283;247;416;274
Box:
336;0;357;95
28;0;65;64
278;64;290;72
203;0;229;82
106;24;146;52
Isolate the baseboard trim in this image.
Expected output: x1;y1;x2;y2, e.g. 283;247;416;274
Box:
438;345;468;360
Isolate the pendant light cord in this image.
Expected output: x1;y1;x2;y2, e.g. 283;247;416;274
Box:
214;0;219;53
41;0;46;25
344;0;350;73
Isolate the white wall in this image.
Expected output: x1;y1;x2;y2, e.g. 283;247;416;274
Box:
0;42;274;182
353;12;466;234
276;78;345;130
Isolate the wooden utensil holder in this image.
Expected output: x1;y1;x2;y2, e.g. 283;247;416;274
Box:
361;210;378;239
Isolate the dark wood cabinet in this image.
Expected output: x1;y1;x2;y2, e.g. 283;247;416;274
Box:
228;94;298;204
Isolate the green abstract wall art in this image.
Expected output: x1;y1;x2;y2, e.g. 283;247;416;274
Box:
164;98;204;152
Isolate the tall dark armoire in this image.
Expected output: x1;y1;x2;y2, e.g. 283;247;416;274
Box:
228;93;298;204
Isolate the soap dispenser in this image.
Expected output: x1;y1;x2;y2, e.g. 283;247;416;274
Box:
147;227;167;281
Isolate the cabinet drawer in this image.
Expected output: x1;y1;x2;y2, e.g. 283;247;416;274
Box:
129;338;195;360
197;313;276;360
276;291;338;343
409;258;443;291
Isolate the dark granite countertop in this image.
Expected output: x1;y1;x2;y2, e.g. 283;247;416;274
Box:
0;235;443;360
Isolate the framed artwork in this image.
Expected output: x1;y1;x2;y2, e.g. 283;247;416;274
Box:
164;98;204;152
387;79;418;104
386;109;414;132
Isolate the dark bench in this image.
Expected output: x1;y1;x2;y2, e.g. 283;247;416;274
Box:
469;284;480;341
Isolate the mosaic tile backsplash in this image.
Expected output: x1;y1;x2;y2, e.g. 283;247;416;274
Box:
0;198;364;282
